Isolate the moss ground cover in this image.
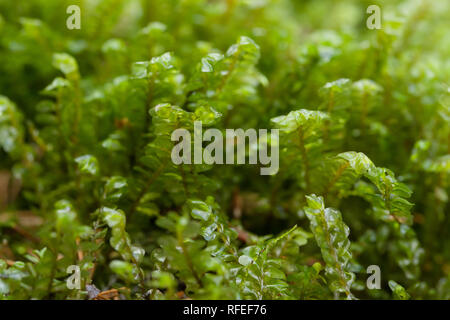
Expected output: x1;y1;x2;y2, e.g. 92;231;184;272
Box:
0;0;449;300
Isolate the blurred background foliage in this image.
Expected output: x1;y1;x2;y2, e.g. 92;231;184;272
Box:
0;0;449;299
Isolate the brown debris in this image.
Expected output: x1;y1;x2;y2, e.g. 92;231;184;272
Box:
0;171;21;208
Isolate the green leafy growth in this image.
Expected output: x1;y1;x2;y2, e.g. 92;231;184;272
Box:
271;109;328;191
236;225;298;299
304;195;355;299
389;280;411;300
100;207;145;284
337;151;414;225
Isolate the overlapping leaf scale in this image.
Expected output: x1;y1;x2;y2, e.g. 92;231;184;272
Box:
304;195;355;299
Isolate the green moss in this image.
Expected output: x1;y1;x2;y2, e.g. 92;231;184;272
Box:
0;0;448;300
